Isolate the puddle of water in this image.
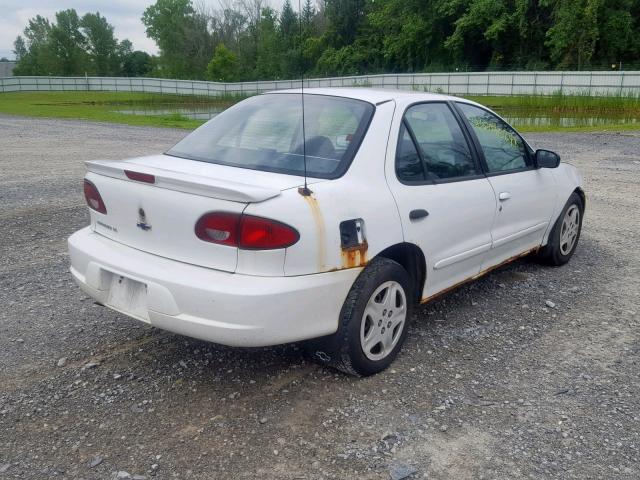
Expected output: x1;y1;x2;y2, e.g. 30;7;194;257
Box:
115;104;224;120
115;103;639;128
497;108;639;128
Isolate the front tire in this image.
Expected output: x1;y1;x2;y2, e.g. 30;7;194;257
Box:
307;257;413;376
537;192;584;266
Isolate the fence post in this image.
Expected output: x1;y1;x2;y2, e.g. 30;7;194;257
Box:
510;73;514;96
588;71;592;96
560;71;564;95
619;71;625;96
533;72;537;95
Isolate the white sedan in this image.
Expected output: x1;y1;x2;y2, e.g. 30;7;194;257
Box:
68;88;584;376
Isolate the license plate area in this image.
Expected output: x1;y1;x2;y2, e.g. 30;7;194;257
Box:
105;272;149;321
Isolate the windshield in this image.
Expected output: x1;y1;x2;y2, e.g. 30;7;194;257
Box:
167;93;375;179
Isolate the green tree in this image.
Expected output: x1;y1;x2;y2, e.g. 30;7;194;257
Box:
593;0;638;67
81;12;119;75
142;0;198;78
48;9;87;75
444;0;525;69
122;50;152;77
278;0;302;76
254;8;281;79
206;43;239;81
302;0;316;28
279;0;298;41
10;0;640;80
13;36;28;61
324;0;367;47
368;0;433;72
13;16;55;75
542;0;601;69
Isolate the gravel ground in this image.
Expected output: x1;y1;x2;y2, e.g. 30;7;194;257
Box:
1;115;639;480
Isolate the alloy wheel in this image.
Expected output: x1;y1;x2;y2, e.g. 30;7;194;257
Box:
560;204;580;255
359;281;407;361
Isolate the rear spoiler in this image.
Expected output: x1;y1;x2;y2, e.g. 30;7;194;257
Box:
85;160;281;203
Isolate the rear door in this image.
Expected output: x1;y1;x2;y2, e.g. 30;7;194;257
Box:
386;102;497;299
455;102;557;269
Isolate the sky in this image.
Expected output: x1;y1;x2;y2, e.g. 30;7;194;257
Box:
0;0;288;60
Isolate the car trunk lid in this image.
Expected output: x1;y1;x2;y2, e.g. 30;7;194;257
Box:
85;154;313;272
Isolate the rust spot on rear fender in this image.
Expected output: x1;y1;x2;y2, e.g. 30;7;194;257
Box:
341;240;368;269
301;193;327;271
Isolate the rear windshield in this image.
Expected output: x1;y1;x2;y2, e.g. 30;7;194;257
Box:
167;94;375;179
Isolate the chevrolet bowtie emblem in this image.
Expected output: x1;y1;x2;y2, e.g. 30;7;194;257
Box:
136;207;152;231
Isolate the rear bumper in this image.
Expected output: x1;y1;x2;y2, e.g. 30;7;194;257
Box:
68;227;361;347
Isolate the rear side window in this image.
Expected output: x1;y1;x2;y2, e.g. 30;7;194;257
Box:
396;103;477;182
167;94;374;179
457;103;530;173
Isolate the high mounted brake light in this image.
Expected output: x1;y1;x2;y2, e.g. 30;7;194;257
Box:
83;179;107;214
124;170;156;184
195;212;299;250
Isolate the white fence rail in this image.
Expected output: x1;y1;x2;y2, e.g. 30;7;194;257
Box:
1;71;639;96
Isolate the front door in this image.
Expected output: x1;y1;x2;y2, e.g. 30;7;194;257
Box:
386;102;497;300
455;102;558;269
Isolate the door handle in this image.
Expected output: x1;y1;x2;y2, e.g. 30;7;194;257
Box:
498;192;512;201
409;209;429;221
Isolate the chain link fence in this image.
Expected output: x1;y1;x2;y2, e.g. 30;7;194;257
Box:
1;71;639;97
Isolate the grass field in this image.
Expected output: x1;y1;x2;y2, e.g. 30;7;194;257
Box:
0;90;638;132
469;91;640;112
0;92;239;130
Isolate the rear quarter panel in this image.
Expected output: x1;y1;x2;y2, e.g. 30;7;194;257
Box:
244;100;404;276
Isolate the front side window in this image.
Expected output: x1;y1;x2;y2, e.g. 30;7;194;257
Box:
398;103;477;181
167;94;374;178
457;103;530;174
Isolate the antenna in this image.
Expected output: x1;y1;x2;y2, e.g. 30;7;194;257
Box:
297;0;312;196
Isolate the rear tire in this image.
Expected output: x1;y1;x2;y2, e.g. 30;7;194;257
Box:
306;257;413;377
537;192;584;266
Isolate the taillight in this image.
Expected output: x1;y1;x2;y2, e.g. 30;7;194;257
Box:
195;212;299;250
239;215;300;249
124;170;156;184
83;179;107;214
195;212;239;247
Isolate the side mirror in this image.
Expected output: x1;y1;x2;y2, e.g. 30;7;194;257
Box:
535;149;561;169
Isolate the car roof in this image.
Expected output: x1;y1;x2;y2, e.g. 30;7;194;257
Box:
267;87;465;105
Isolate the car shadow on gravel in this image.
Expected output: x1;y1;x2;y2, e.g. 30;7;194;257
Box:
402;234;609;361
89;235;608;389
